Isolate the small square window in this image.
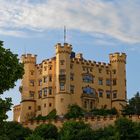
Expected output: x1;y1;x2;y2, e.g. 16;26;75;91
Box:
60;60;65;65
106;91;111;99
49;103;52;107
38;106;41;111
99;91;103;97
60;83;65;91
28;106;31;110
98;79;103;85
113;79;117;85
30;80;34;86
99;68;102;73
113;92;117;98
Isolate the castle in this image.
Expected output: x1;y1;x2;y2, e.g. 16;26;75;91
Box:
13;43;127;123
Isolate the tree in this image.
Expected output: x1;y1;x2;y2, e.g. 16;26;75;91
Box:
0;121;32;140
115;118;136;140
65;104;85;119
25;134;44;140
0;40;24;124
59;121;93;140
122;92;140;115
33;124;58;140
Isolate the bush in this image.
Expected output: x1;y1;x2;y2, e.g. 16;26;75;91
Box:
34;123;58;140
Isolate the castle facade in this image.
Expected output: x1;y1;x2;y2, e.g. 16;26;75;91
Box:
13;43;127;122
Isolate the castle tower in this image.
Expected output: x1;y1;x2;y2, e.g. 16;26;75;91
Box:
109;53;127;112
20;54;37;122
55;43;72;116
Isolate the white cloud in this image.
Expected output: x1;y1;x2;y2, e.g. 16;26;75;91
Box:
0;0;140;43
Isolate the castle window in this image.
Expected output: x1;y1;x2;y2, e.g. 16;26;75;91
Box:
70;85;74;94
43;87;47;96
70;64;73;69
49;103;52;107
38;90;42;98
106;79;111;86
90;68;93;72
38;106;41;111
28;106;32;110
29;91;34;98
83;86;95;95
83;74;93;83
106;70;109;74
60;60;65;65
84;101;87;108
113;69;116;74
49;87;52;95
49;66;52;70
44;76;48;83
98;78;103;85
60;69;65;75
60;82;65;91
44;66;47;71
39;69;42;74
70;73;74;81
90;101;93;109
113;92;117;98
113;79;117;85
44;104;46;107
30;70;34;75
38;79;42;86
106;91;111;99
49;76;52;82
30;80;34;86
99;68;102;73
98;90;103;97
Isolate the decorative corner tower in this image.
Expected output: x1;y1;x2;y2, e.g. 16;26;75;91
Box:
109;52;127;112
20;54;37;122
55;43;72;116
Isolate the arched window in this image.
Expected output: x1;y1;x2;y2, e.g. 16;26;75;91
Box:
83;74;93;83
83;86;95;95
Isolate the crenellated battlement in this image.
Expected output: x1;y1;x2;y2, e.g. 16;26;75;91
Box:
71;58;111;68
109;52;126;63
21;54;37;64
22;115;140;130
55;43;72;54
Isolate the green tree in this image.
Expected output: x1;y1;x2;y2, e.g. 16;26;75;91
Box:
0;121;32;140
25;134;44;140
115;118;136;140
122;92;140;115
0;40;24;124
59;121;93;140
65;104;85;119
34;123;58;140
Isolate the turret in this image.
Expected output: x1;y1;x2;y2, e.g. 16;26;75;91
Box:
109;52;127;112
20;54;37;122
55;43;72;116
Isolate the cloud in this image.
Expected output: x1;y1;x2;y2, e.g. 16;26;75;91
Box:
0;0;140;43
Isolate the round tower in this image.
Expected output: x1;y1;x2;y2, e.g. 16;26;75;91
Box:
109;52;127;112
55;43;72;116
20;54;37;122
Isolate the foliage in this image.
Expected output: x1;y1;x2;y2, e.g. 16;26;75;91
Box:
0;40;24;126
64;104;85;119
59;121;93;140
32;109;57;121
0;41;24;94
122;92;140;115
0;98;13;125
91;107;118;116
0;121;32;140
25;134;44;140
34;123;58;140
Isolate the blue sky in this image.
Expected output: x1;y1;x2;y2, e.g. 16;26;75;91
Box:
1;0;140;120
